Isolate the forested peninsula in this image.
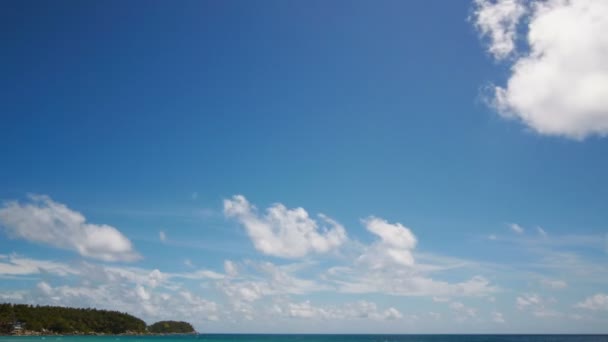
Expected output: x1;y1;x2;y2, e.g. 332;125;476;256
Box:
0;303;196;335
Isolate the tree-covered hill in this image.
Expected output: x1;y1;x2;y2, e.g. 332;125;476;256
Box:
148;320;195;334
0;303;147;334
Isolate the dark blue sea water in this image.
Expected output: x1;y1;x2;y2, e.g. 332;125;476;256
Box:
1;335;607;342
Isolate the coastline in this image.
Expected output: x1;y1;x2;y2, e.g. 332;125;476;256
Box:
3;331;199;337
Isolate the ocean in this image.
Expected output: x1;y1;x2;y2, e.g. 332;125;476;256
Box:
0;335;607;342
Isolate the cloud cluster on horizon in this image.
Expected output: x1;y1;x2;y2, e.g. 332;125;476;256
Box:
222;196;498;299
0;194;500;327
472;0;608;139
0;193;607;332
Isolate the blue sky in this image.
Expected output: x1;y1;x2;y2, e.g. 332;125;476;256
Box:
1;0;608;334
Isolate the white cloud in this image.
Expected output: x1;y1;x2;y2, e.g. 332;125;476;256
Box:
537;226;548;237
281;300;403;321
217;261;327;304
37;281;53;296
516;293;541;310
0;257;220;325
159;231;167;242
516;293;561;317
135;284;151;301
576;293;608;311
32;282;218;323
449;301;477;319
215;254;496;315
492;311;505;323
172;269;225;280
147;269;165;287
364;217;417;249
383;307;403;320
224;260;238;277
224;196;497;300
331;265;497;298
223;195;347;258
357;217;417;268
471;0;527;59
473;0;608;139
285;301;326;319
427;312;441;320
0;254;79;277
0;195;140;262
509;223;524;234
326;239;497;299
221;281;266;303
76;264;171;289
449;301;476;316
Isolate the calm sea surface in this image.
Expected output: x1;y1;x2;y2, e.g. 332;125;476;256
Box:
0;336;607;342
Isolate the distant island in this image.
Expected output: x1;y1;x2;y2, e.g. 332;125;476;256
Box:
148;321;195;334
0;303;196;336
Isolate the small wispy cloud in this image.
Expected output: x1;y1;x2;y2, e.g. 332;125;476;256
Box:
449;301;477;319
516;293;562;318
576;293;608;311
492;311;505;323
536;226;548;237
509;223;524;234
159;231;167;242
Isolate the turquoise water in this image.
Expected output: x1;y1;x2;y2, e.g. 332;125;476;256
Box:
0;336;607;342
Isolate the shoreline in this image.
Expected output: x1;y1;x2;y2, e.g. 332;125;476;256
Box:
4;331;199;337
